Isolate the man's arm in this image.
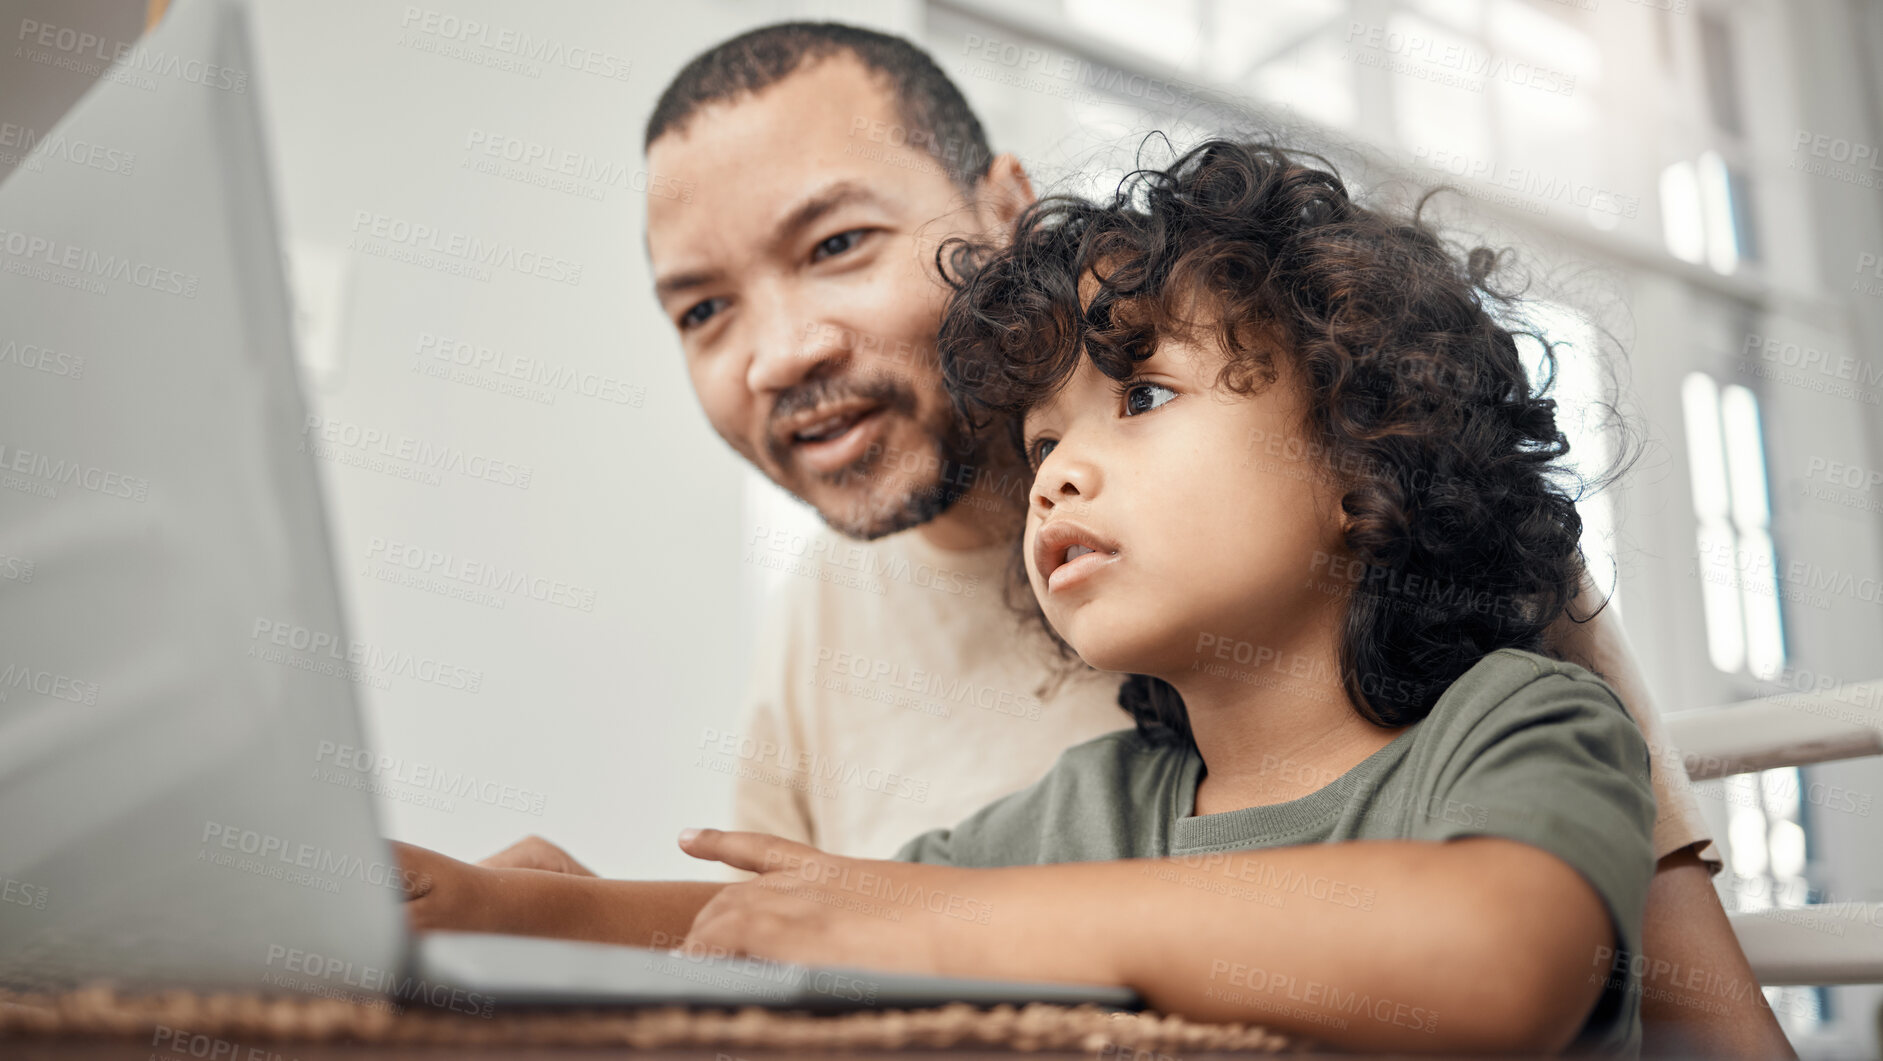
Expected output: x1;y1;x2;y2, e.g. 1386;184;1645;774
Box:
394;841;722;946
477;834;596;875
1547;584;1795;1058
1547;578;1718;865
1638;848;1797;1059
683;831;1617;1054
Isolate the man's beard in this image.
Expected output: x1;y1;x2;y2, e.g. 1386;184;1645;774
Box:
762;371;995;542
817;401;987;541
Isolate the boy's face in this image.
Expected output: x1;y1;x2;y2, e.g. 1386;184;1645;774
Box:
1020;332;1351;678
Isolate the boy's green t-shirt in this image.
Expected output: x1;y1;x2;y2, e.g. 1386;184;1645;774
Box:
892;648;1658;1056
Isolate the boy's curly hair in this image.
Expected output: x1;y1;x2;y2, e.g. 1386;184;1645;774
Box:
937;138;1618;744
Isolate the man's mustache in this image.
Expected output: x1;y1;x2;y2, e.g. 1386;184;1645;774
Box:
765;375;918;466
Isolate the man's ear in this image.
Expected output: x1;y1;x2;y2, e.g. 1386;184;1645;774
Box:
972;153;1037;237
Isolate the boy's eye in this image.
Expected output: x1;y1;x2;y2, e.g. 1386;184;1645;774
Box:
679;297;725;330
1029;437;1058;469
812;229;866;261
1123;381;1177;416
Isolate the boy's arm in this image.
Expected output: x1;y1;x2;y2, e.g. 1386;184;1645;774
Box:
1547;591;1795;1058
394;841;723;947
681;830;1612;1054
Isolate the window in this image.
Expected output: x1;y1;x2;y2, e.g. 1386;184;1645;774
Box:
1655;7;1758;275
1721;767;1829;1029
1684;368;1824;1031
1518;304;1620;608
1660;151;1752;274
1681;372;1784;679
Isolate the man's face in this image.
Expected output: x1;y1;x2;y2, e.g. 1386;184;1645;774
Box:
647;57;995;540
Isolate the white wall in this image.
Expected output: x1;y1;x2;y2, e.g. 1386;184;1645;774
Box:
245;0;911;878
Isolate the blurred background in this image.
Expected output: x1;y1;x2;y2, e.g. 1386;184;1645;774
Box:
3;0;1879;1052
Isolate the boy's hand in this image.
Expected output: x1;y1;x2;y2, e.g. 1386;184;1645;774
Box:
676;828;992;976
391;840;507;934
478;834;596;876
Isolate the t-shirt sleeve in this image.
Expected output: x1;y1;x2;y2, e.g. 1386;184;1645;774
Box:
728;678;815;844
889;782;1043;867
893;826;955;865
887;730;1156;868
717;596;817;882
1418;666;1656;920
1606;675;1721;872
1414;662;1657;1045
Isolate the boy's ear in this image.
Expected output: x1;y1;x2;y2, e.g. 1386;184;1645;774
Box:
972;153;1036;238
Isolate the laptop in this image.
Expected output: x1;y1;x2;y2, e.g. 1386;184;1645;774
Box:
0;0;1139;1015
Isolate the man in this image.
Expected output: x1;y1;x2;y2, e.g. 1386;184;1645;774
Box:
466;22;1789;1058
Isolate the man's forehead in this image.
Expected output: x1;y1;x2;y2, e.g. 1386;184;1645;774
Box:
644;57;952;269
647;56;903;189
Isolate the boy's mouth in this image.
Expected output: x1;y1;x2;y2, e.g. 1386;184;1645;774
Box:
1034;518;1122;594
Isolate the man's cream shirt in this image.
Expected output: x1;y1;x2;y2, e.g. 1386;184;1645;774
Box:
725;523;1717;868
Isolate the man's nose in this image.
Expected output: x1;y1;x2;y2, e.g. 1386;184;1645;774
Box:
745;294;846;396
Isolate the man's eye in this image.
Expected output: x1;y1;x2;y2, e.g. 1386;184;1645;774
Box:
679;297;725;330
812;229;866;261
1123;382;1177;416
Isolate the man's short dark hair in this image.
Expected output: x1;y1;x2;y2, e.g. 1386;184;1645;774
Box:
645;21;993;192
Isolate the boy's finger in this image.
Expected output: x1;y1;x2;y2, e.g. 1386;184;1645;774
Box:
678;828;818;873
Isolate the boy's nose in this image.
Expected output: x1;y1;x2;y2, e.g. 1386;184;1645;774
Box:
1031;452;1100;513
